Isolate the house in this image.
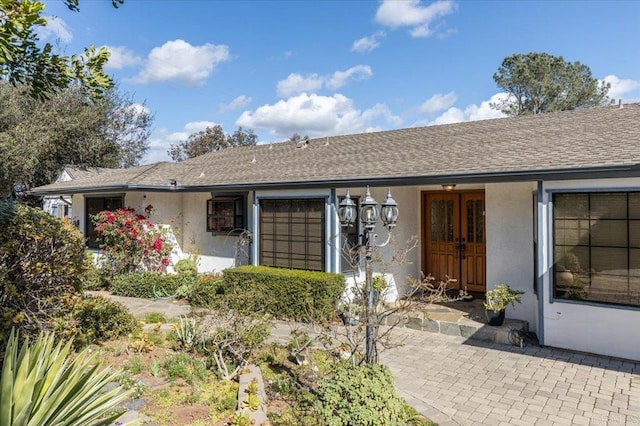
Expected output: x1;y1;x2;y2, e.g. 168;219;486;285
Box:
43;165;113;222
31;103;640;361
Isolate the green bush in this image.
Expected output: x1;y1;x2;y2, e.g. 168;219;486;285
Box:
174;258;198;277
314;363;408;426
0;202;86;347
111;272;192;298
220;266;344;322
73;296;137;343
186;274;225;307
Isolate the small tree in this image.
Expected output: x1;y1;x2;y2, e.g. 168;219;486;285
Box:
491;52;611;116
92;205;173;275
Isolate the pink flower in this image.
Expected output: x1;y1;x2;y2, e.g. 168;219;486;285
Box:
153;238;163;252
161;257;170;266
145;204;154;213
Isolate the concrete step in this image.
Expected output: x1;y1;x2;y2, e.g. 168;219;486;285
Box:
386;313;531;346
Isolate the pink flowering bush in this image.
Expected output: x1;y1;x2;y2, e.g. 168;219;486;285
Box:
92;205;173;275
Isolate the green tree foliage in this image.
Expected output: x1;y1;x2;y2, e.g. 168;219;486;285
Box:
0;0;121;100
0;83;152;198
168;125;257;162
0;201;86;346
491;52;611;116
0;329;131;426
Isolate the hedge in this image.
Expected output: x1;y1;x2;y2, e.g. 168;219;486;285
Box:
111;272;193;298
185;274;225;307
220;265;345;322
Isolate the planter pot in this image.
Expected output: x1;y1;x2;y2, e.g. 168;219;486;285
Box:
485;309;505;326
556;270;574;288
341;315;359;326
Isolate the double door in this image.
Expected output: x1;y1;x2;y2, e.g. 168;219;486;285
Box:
422;192;486;293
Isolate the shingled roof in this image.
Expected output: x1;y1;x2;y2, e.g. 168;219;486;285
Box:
31;103;640;195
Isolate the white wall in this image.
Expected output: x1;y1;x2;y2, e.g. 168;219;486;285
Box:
541;177;640;360
335;186;421;300
486;182;537;326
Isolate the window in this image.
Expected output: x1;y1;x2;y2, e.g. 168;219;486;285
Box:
207;195;246;234
260;198;325;271
553;192;640;307
85;196;124;248
339;195;360;272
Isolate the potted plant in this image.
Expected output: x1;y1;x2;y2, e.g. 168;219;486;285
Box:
337;302;361;326
483;284;525;326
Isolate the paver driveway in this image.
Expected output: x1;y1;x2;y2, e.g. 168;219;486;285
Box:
380;327;640;426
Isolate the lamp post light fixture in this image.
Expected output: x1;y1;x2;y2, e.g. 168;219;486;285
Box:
338;186;399;364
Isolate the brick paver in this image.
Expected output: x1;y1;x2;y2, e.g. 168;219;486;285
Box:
379;327;640;426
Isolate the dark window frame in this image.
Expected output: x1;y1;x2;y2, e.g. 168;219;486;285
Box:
553;191;640;307
259;198;326;272
207;194;247;235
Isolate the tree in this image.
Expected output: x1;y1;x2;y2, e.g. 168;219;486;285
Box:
0;83;152;199
168;125;257;162
491;52;611;117
0;0;122;100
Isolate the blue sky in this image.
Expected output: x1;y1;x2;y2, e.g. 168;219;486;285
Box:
41;0;640;164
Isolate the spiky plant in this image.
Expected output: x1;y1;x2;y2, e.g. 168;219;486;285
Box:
0;329;133;426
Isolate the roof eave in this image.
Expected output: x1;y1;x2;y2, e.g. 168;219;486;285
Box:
28;164;640;196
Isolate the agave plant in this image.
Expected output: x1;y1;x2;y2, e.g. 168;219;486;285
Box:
0;328;133;426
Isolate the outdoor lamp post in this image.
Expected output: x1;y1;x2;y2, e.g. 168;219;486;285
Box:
338;186;398;364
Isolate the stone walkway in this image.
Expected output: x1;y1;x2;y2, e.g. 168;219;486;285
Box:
102;294;640;426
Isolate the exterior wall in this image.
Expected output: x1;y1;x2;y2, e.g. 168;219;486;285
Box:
541;177;640;360
43;170;73;218
179;192;254;273
486;182;537;326
336;186;421;302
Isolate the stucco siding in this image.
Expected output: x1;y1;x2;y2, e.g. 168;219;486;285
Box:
486;182;537;326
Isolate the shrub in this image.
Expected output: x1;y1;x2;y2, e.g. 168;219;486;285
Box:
92;205;173;275
221;266;344;322
314;363;408;426
0;202;86;347
111;272;192;298
174;258;198;277
73;296;137;343
186;274;224;307
0;329;131;426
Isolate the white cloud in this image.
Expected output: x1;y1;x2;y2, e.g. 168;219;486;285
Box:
218;95;252;113
603;75;640;101
351;31;386;53
429;93;508;125
327;65;373;90
420;91;457;113
104;46;142;70
39;16;72;43
236;93;401;138
277;73;324;97
145;121;218;163
276;65;373;97
375;0;457;38
130;40;230;85
126;103;150;115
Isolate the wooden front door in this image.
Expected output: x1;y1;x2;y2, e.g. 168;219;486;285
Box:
422;191;486;293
